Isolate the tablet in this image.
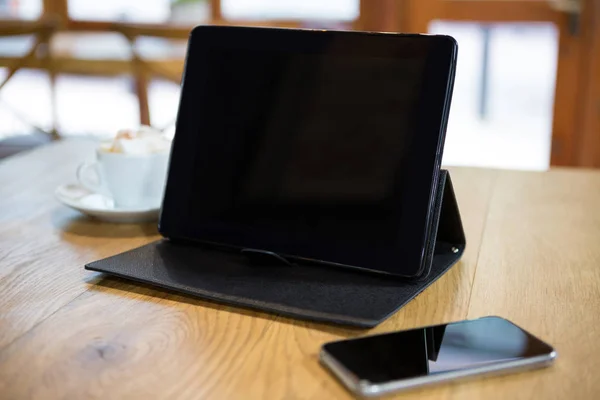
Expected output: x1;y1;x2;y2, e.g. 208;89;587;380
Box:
159;26;457;278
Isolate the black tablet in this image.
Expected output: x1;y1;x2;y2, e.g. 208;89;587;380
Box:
159;26;457;278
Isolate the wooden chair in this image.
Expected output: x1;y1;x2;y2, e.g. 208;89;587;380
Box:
0;0;363;147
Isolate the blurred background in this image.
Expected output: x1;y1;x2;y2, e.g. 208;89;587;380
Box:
0;0;598;168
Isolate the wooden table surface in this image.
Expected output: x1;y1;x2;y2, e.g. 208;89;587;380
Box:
1;139;599;399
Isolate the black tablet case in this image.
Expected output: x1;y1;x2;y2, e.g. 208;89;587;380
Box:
85;169;465;328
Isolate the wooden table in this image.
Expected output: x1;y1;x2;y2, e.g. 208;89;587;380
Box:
1;139;599;399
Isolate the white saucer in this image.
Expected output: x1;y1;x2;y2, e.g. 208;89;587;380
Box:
55;184;160;223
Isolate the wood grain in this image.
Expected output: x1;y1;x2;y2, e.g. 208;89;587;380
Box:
0;140;160;350
464;168;600;399
1;141;599;399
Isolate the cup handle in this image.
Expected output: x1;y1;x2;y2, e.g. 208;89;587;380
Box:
77;162;107;195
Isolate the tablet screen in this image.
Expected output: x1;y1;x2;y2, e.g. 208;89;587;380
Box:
160;27;456;277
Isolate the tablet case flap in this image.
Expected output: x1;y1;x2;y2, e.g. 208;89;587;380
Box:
85;170;465;328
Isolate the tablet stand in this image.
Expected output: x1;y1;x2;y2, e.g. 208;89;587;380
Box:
85;170;465;328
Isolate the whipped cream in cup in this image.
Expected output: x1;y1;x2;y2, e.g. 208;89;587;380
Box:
99;125;171;155
78;126;172;210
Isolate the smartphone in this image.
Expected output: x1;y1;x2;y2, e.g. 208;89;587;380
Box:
320;316;556;397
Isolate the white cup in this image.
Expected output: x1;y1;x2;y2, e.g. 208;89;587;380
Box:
77;149;170;209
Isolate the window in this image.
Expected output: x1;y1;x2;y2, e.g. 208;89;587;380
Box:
432;21;558;170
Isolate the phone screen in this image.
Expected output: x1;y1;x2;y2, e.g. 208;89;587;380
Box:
322;317;554;384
